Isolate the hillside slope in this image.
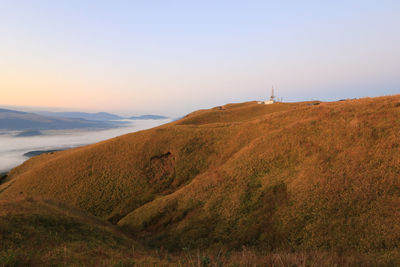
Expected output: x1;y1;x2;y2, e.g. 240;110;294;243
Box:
1;96;400;261
0;197;170;266
1;198;368;266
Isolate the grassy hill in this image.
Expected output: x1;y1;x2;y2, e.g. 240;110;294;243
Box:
0;199;366;267
0;197;175;266
1;95;400;264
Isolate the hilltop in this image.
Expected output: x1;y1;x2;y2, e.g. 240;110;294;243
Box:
1;95;400;264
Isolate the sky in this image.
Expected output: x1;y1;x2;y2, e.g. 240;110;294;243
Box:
1;0;399;117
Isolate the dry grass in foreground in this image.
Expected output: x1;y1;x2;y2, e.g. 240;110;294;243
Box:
0;199;376;266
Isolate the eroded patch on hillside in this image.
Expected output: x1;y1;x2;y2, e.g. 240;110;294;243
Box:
146;152;176;190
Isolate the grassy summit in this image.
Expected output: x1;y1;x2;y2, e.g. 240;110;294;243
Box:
1;95;400;264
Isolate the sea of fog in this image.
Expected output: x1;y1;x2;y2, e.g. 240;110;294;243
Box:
0;119;171;173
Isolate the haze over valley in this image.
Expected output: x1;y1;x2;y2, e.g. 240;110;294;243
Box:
0;107;170;173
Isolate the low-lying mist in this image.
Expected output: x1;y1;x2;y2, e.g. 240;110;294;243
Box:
0;119;170;173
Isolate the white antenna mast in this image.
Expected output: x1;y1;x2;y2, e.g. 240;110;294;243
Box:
270;86;275;101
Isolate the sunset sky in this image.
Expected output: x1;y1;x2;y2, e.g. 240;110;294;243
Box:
1;1;399;116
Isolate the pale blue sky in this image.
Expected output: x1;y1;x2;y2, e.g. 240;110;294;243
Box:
1;1;399;116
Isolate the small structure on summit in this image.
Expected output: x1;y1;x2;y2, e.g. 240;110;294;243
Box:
258;86;276;105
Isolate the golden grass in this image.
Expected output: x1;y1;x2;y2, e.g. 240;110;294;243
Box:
0;198;374;266
1;96;400;264
0;197;173;266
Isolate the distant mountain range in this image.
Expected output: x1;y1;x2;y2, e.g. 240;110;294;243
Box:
129;114;168;120
36;111;168;121
0;108;117;131
35;111;125;121
0;108;168;131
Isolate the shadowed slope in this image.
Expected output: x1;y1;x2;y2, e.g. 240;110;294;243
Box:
1;96;400;262
0;198;372;266
0;198;172;266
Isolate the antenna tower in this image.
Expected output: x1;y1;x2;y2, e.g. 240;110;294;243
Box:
270;86;275;101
